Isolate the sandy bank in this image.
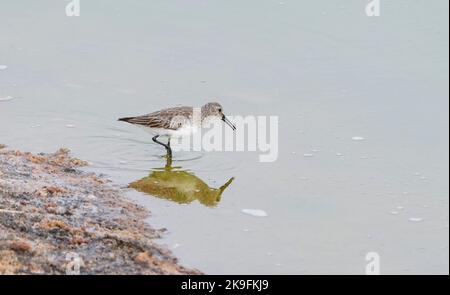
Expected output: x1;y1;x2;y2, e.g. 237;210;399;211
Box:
0;145;200;275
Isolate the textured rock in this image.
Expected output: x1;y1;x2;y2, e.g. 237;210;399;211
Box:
0;146;200;275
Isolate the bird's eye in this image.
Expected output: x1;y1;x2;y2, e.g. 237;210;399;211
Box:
218;108;222;112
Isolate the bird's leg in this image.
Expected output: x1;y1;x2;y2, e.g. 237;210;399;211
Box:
165;155;172;168
165;138;172;166
166;138;172;158
152;135;173;159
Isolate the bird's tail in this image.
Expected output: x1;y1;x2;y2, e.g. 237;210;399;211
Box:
118;117;134;123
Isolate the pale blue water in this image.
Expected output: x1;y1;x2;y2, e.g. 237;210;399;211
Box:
0;0;448;274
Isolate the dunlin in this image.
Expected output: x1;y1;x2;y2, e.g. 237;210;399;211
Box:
118;102;236;158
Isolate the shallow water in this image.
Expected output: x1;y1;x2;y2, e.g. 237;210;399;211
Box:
1;1;448;274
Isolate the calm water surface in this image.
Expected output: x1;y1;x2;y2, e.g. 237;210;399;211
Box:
1;1;448;274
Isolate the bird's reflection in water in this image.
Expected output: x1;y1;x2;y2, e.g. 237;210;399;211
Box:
129;157;234;207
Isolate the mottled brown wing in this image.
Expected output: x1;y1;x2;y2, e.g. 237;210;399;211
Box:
119;106;193;130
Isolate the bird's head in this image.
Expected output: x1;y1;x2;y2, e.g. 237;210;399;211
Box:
201;102;236;131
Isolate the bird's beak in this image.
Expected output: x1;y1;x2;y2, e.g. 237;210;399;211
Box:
222;115;236;131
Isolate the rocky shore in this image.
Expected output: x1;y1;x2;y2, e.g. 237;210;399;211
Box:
0;145;200;275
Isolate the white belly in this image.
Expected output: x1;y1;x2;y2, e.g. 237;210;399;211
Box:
138;125;198;138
